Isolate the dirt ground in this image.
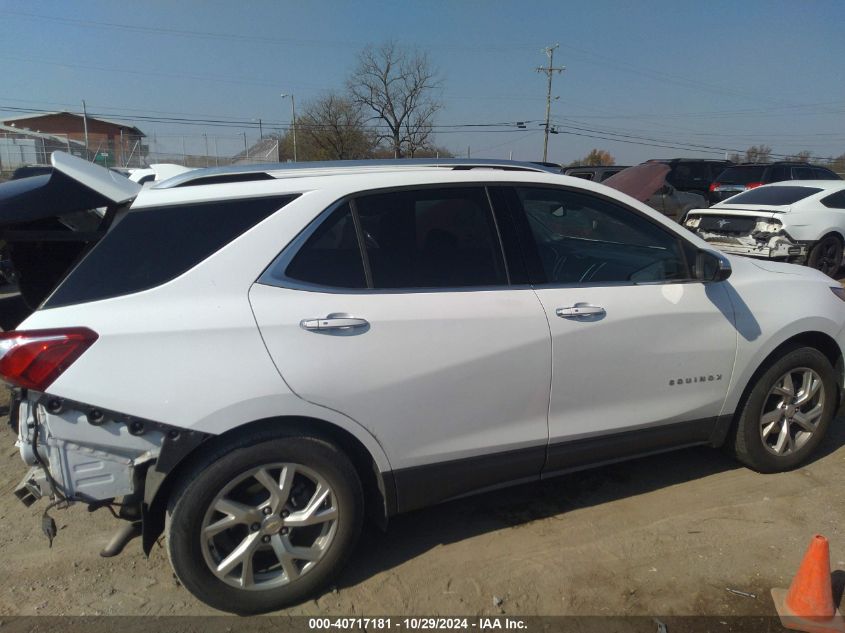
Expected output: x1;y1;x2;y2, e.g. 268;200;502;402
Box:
0;387;843;620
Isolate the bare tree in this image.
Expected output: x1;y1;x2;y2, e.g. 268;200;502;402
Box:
348;41;442;158
784;150;813;163
745;145;772;163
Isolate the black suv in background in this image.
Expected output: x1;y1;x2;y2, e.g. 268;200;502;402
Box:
647;159;733;204
710;162;841;203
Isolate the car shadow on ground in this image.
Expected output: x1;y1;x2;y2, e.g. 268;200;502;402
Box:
338;418;845;590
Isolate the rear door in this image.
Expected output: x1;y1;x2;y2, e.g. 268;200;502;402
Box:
249;185;551;512
501;185;738;475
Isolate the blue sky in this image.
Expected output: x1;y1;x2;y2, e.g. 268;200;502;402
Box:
2;0;844;165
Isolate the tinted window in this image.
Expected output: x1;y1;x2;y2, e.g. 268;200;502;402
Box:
793;167;814;180
726;186;822;206
599;169;623;181
672;163;708;183
515;187;689;284
814;167;841;180
821;190;845;209
355;187;507;288
568;171;595;180
717;166;766;184
767;166;790;182
47;195;295;308
285;203;366;288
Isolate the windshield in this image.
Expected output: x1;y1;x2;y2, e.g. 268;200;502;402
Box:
716;166;766;184
725;186;822;206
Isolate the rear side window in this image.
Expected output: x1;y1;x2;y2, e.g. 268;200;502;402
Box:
814;167;841;180
725;186;822;206
270;187;508;290
767;166;790;182
285;203;366;288
355;187;507;288
46;195;295;308
821;190;845;209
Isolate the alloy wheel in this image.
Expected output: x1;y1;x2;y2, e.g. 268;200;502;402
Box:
200;463;339;591
759;367;825;456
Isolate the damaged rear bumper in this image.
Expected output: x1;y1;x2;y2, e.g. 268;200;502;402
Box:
10;391;210;553
695;231;807;261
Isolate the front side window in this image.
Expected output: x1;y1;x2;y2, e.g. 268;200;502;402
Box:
514;187;689;285
355;187;507;289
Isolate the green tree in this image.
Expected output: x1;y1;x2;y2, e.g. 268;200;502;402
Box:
568;149;615;167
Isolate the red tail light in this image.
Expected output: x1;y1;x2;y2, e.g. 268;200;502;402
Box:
709;182;720;192
745;182;763;189
0;328;98;391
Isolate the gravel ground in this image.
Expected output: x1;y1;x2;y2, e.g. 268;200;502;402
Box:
0;385;843;619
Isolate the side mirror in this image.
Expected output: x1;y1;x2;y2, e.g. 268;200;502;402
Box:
695;250;732;282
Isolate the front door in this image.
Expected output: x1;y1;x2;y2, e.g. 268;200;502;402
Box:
505;185;738;475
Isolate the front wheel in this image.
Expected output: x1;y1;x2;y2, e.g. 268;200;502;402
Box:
166;435;363;614
732;346;837;473
807;235;843;277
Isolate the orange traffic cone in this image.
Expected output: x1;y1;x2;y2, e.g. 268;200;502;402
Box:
772;534;845;633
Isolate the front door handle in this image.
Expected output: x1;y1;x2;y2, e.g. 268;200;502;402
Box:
300;315;370;331
556;304;606;319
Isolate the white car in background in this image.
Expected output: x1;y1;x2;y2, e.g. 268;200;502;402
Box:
128;163;195;187
684;180;845;277
2;153;845;613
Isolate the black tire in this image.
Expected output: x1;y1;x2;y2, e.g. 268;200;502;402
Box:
166;434;363;614
807;235;843;278
732;346;837;473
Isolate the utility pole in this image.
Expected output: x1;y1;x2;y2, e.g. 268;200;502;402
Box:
81;100;90;160
536;44;565;162
258;118;263;139
203;133;209;167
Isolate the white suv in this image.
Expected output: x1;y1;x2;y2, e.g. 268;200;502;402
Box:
3;153;845;614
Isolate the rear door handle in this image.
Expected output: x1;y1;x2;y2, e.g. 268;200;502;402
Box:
300;316;370;331
555;304;606;319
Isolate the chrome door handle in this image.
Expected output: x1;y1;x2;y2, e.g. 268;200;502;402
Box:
300;316;370;331
556;304;606;319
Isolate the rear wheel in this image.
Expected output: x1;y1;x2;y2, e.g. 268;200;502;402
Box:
732;346;837;472
166;435;363;614
807;235;843;277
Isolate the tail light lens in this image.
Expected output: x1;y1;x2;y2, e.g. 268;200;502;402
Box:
709;182;720;192
0;328;98;391
745;182;763;189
